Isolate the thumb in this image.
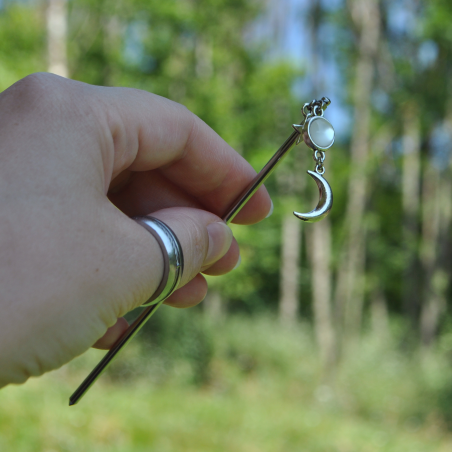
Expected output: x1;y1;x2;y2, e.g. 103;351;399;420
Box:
145;207;234;288
105;206;233;317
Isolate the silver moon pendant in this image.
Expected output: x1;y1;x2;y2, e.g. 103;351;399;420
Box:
292;115;335;222
293;170;333;223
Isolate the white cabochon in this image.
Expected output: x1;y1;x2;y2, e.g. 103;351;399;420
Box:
308;117;335;149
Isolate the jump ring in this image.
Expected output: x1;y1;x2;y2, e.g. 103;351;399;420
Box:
313;105;323;117
133;216;184;306
314;150;325;162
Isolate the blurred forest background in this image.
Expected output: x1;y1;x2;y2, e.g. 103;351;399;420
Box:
2;0;452;450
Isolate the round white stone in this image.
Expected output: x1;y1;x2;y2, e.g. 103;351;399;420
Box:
308;117;335;149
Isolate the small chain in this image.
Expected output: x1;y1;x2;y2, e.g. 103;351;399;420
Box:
313;150;326;175
298;97;331;174
302;97;331;121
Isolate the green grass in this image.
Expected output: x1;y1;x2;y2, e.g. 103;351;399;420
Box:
1;312;452;452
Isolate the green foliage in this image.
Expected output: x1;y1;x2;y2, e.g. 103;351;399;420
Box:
104;306;216;386
2;315;452;451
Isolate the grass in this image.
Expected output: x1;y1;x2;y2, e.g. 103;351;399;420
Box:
1;310;452;451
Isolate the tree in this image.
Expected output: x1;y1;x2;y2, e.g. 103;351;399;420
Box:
334;0;381;338
47;0;68;77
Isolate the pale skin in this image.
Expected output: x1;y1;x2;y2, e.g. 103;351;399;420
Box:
0;73;272;388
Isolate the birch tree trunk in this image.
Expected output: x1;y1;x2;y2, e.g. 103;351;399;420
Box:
402;106;421;323
306;219;335;368
47;0;68;77
334;0;380;337
279;214;301;323
419;162;443;346
370;287;389;336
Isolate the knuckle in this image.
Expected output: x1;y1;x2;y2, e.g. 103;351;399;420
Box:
13;72;61;102
7;73;79;120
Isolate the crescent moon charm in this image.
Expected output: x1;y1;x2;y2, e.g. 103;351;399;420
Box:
293;170;333;223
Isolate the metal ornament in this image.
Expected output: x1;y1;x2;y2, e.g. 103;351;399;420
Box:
293;170;332;222
292;97;334;223
69;98;335;406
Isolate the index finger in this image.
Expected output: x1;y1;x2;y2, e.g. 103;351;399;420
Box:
96;86;272;224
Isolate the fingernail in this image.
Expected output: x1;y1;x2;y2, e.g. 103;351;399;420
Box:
265;200;274;218
205;222;233;266
233;255;242;270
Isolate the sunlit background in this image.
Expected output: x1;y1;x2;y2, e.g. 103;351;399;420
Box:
2;0;452;450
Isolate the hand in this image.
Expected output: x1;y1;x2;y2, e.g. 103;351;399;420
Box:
0;73;271;387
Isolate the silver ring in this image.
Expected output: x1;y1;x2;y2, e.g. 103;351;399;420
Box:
133;216;184;306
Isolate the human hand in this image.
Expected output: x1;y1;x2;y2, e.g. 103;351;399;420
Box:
0;73;271;387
